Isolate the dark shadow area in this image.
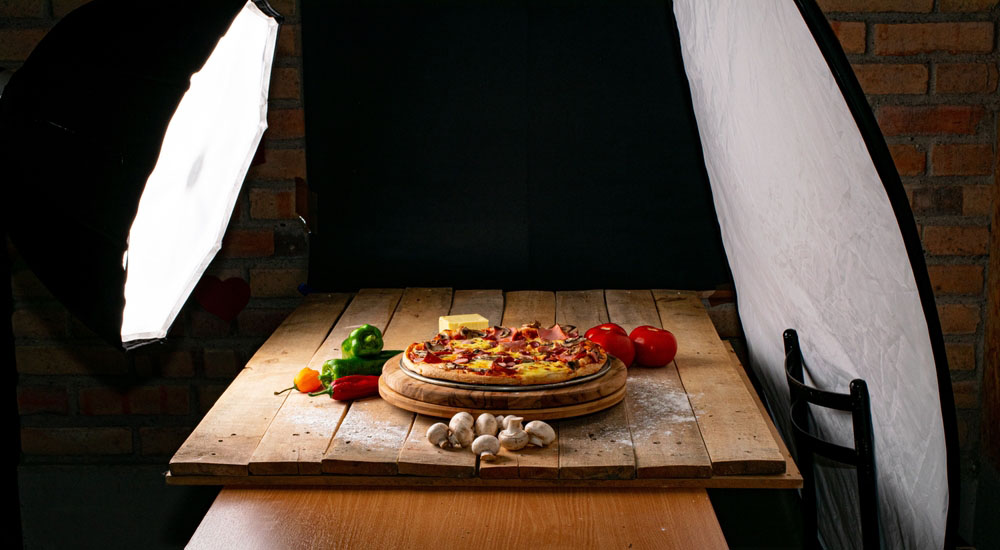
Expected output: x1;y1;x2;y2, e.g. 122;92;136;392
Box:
19;465;219;549
708;488;804;550
303;0;731;292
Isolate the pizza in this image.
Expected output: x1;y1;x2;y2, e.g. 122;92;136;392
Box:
402;322;608;386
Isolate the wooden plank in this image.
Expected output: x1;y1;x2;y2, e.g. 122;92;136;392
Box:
605;288;660;333
169;294;350;476
450;289;504;326
559;403;635;479
247;289;403;475
606;288;711;478
652;290;785;475
323;288;452;475
480;290;558;479
624;367;712;478
188;487;728;550
724;342;802;485
168;472;802;489
396;414;476;477
555;289;607;332
501;290;555;327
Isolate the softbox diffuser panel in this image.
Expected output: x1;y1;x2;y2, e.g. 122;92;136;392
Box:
122;1;278;345
673;1;948;549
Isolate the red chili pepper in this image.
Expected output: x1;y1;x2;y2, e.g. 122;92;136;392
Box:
309;374;380;401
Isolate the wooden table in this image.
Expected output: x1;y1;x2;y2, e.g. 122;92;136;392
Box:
172;289;802;548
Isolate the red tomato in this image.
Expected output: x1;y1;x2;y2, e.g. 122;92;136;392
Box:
586;330;635;367
584;323;628;341
629;325;677;367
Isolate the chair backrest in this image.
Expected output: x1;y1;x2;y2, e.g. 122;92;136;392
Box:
783;328;879;550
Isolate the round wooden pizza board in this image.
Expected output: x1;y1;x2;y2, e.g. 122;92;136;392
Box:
379;355;627;420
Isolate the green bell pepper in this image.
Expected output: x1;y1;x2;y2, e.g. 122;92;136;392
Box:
342;324;384;359
320;349;402;384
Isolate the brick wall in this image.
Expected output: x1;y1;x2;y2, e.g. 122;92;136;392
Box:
2;0;997;536
3;0;308;462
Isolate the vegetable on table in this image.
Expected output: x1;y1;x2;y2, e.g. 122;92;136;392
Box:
319;349;401;385
584;323;628;340
585;323;635;367
274;367;323;395
629;325;678;367
309;374;380;400
341;324;385;359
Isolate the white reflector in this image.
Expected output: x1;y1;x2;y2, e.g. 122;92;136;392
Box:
121;1;277;344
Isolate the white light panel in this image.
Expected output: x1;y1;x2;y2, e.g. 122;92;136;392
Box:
121;1;278;344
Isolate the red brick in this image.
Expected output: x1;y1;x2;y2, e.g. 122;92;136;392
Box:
946;342;976;371
829;21;866;54
198;385;228;415
204;349;240;379
16;346;128;375
78;387;126;415
127;386;190;415
250;188;297;219
819;0;933;10
878;105;985;136
276;24;299;57
940;0;999;11
931;144;993;176
189;310;233;338
269;67;300;100
266;108;305;140
936;63;999;94
220;229;274;258
923;225;990;255
246;148;307;180
21;427;132;455
851;63;927;94
911;186;963;215
888;144;926;176
928;264;984;295
0;0;45;17
963;185;993;216
79;385;190;415
134;350;195;378
0;28;48;61
874;23;994;56
250;268;308;298
237;308;293;336
52;0;91;17
17;386;69;415
952;380;979;408
937;303;980;334
12;308;67;339
139;427;193;456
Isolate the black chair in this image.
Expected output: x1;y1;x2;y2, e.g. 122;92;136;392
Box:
783;329;879;550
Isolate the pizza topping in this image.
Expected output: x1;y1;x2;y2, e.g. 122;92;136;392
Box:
418;352;444;364
563;336;584;347
538;323;575;341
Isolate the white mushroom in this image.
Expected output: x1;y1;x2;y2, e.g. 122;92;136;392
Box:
475;413;499;437
525;420;556;447
498;416;529;451
471;434;501;461
495;415;506;429
448;412;475;448
426;422;451;448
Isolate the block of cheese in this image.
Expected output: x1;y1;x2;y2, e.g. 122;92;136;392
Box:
439;314;489;332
